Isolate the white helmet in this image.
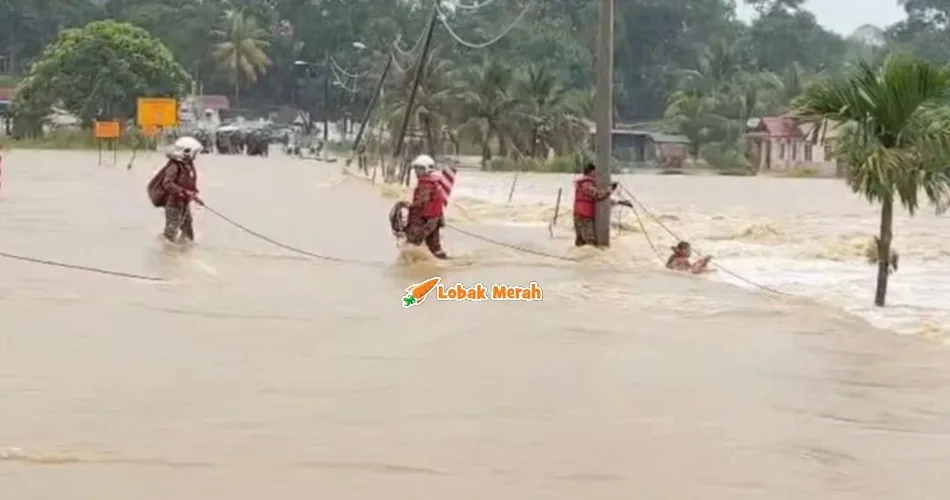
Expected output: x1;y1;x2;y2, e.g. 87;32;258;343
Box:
168;136;203;161
410;154;436;173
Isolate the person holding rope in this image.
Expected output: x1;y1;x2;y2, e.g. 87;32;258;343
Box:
573;162;618;246
404;154;449;259
147;136;204;245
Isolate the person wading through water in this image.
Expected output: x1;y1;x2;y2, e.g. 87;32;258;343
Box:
405;154;449;259
573;162;617;247
147;136;204;245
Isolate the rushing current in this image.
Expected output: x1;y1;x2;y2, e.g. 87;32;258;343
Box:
2;149;950;499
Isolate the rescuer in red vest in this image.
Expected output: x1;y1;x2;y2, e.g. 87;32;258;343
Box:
573;162;617;247
405;155;448;259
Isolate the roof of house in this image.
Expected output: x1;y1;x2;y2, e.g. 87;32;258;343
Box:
647;132;691;144
195;95;229;110
755;116;800;137
0;87;14;101
587;126;690;143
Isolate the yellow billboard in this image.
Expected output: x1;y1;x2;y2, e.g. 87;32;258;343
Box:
136;97;178;127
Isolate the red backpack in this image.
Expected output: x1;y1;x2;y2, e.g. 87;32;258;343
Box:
146;163;173;207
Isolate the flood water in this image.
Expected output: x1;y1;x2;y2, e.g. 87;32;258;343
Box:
2;149;950;499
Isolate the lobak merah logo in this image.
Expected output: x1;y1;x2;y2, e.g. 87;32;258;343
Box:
402;277;542;308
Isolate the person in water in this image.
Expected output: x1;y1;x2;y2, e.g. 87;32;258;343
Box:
405;154;448;259
573;162;618;247
666;241;711;273
147;136;203;244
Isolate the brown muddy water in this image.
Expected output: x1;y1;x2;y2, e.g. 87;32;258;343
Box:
1;149;950;499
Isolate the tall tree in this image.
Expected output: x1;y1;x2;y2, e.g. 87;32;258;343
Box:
12;19;190;134
212;9;271;107
795;54;950;306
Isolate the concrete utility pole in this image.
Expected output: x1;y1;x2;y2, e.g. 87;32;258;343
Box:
593;0;614;247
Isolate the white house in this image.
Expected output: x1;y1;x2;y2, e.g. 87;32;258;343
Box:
745;116;840;176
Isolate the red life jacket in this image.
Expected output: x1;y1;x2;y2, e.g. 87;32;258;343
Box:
573;176;596;218
414;176;445;218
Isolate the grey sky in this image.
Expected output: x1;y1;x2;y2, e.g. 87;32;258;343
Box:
736;0;906;35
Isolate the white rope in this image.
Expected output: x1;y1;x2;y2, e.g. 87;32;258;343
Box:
390;52;410;73
393;29;426;57
329;56;372;79
446;0;504;10
436;2;530;49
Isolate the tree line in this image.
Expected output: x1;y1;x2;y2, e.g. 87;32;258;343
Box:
3;0;950;162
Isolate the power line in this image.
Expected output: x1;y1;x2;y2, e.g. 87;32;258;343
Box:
435;1;530;49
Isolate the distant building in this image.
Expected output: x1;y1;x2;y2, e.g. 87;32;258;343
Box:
745;116;840;176
588;125;691;165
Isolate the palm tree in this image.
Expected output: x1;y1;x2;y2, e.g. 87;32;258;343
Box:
212;9;271;107
452;57;516;167
513;64;584;157
794;53;950;306
382;53;454;159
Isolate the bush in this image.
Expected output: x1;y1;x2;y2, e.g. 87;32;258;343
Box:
781;167;820;178
700;141;756;175
486;155;582;173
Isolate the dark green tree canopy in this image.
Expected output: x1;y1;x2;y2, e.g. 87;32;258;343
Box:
12;19;190;129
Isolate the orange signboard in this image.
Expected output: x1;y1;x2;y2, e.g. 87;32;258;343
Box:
94;121;121;139
136;97;178;127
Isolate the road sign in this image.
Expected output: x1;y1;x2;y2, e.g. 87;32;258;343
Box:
136;97;178;127
94;121;121;139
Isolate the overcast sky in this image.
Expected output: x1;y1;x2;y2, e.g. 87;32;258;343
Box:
736;0;906;35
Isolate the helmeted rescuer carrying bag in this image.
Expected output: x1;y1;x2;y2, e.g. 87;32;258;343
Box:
147;164;171;207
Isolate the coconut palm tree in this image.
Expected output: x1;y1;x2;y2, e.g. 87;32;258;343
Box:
382;53;454;158
452;57;516;167
212;9;271;107
794;53;950;306
513;64;585;157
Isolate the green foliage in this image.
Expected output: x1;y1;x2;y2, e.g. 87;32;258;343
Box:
212;9;271;106
11;20;190;135
2;0;947;159
699;141;755;174
486;155;580;174
794;52;950;305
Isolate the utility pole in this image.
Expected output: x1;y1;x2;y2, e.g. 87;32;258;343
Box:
593;0;614;247
393;7;438;163
323;51;330;144
352;54;393;152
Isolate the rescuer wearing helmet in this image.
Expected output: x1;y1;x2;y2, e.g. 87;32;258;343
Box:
404;154;448;259
147;136;204;244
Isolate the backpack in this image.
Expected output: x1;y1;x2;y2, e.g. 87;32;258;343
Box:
146;163;173;207
389;201;410;239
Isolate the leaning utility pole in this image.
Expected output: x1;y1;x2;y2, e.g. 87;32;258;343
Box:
593;0;614;247
392;6;438;180
323;51;330;144
352;55;393;153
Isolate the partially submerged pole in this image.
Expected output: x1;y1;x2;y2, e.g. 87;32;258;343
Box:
507;170;519;204
593;0;614;247
549;187;563;238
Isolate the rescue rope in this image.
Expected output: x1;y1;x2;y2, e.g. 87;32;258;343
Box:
445;224;580;262
617;185;788;296
0;250;164;281
200;203;388;268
